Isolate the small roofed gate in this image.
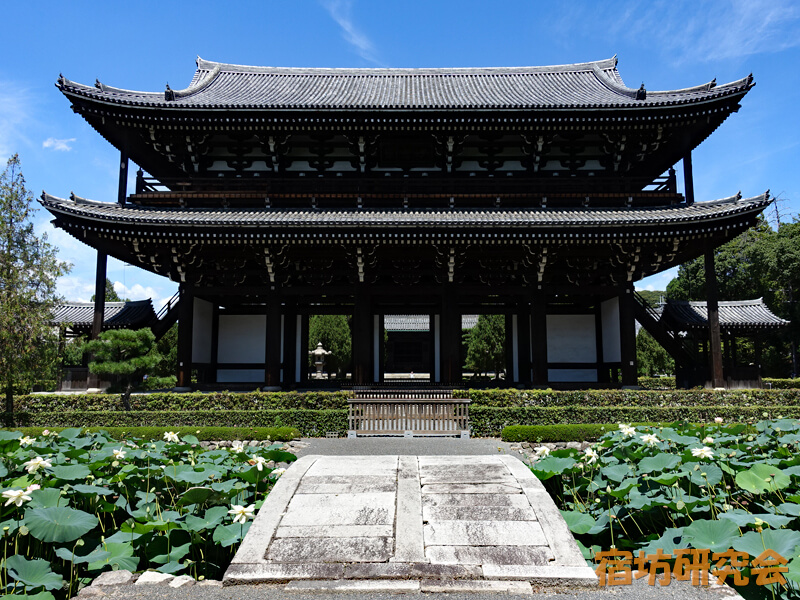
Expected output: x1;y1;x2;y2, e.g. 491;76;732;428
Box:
348;390;469;437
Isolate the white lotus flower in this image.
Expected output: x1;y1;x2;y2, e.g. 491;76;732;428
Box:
692;446;714;459
112;448;127;460
251;456;268;471
163;431;180;443
22;456;52;474
702;436;714;444
228;504;255;524
533;446;551;460
271;468;286;478
714;417;724;424
19;436;35;447
640;433;659;447
2;489;32;507
231;443;245;453
618;424;636;437
583;447;599;464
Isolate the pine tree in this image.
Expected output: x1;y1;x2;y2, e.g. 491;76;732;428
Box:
0;155;70;421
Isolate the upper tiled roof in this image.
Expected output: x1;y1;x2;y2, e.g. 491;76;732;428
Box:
662;299;789;330
40;192;770;230
57;56;753;111
52;300;157;330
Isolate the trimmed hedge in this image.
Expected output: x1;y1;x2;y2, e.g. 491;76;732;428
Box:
457;388;800;408
15;390;351;413
469;405;800;437
502;423;616;443
7;426;300;442
7;409;349;437
763;378;800;390
637;377;676;390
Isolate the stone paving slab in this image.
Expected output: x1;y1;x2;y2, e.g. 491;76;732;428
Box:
224;454;596;588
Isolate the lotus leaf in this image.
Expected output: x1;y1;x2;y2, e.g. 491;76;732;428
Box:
560;510;595;534
184;506;229;532
27;488;65;509
51;464;92;480
733;529;800;559
736;463;791;494
55;545;111;565
5;555;65;591
87;542;139;572
601;463;632;482
637;454;681;474
683;519;740;552
26;507;98;542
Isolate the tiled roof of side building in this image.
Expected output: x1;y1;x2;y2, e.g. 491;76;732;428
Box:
56;56;753;111
39;192;771;230
662;299;790;331
53;300;157;330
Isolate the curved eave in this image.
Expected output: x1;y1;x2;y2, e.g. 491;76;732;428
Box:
56;56;753;113
40;192;771;231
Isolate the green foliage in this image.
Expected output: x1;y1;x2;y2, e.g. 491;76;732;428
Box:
152;323;177;379
532;419;800;599
636;328;674;376
764;378;800;389
0;428;297;596
84;329;161;405
0;154;70;417
502;423;615;442
308;314;352;377
464;314;505;377
637;376;676;389
9;409;348;437
9;426;300;442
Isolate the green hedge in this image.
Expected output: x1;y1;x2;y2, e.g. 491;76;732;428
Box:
637;377;676;390
7;426;300;442
469;405;800;437
502;423;616;443
458;388;800;408
7;409;349;437
14;390;351;413
763;378;800;390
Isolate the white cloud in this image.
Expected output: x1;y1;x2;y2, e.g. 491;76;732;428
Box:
609;0;800;65
56;275;96;303
43;137;76;152
0;82;31;160
320;0;381;65
636;267;678;292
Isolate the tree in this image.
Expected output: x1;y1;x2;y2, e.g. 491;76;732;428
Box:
91;277;126;302
636;329;674;376
83;328;161;410
464;314;505;378
0;155;70;420
308;315;351;377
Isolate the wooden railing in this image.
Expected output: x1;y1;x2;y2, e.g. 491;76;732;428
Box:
348;392;470;437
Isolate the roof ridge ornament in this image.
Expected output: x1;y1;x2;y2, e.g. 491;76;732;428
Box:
165;83;175;102
635;83;646;100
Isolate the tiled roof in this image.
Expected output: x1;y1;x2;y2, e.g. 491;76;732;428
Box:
384;315;478;332
40;192;770;230
57;56;753;111
662;299;789;331
53;300;157;330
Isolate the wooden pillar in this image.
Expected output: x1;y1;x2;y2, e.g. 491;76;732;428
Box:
430;313;440;382
209;305;219;385
619;287;637;386
594;303;608;383
299;313;309;384
265;289;282;389
441;286;461;385
374;314;384;383
282;301;297;387
531;291;548;385
91;251;107;340
117;150;129;206
705;248;725;388
683;151;694;206
352;288;372;385
517;304;532;385
176;284;194;389
504;313;515;383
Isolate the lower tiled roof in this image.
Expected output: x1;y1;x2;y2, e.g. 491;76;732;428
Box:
53;300;157;331
662;298;789;331
40;192;770;230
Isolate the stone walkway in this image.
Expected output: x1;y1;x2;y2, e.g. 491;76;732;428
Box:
223;454;596;593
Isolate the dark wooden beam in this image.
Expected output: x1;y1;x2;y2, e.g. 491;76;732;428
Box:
683;152;694;207
91;251;107;341
705;247;725;387
619;287;637;386
177;284;194;389
282;301;297;387
352;286;372;385
517;305;532;385
118;150;128;206
531;291;548;385
265;288;282;388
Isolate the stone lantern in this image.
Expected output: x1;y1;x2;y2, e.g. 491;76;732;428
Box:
309;342;332;379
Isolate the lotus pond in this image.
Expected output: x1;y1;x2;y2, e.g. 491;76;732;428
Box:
0;428;295;599
531;418;800;599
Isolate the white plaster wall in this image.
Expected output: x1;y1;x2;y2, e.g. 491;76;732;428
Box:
548;369;598;382
601;298;622;363
191;298;213;364
546;315;596;363
217;315;266;364
217;369;265;383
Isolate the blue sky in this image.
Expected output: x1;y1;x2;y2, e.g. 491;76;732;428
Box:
3;0;799;308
